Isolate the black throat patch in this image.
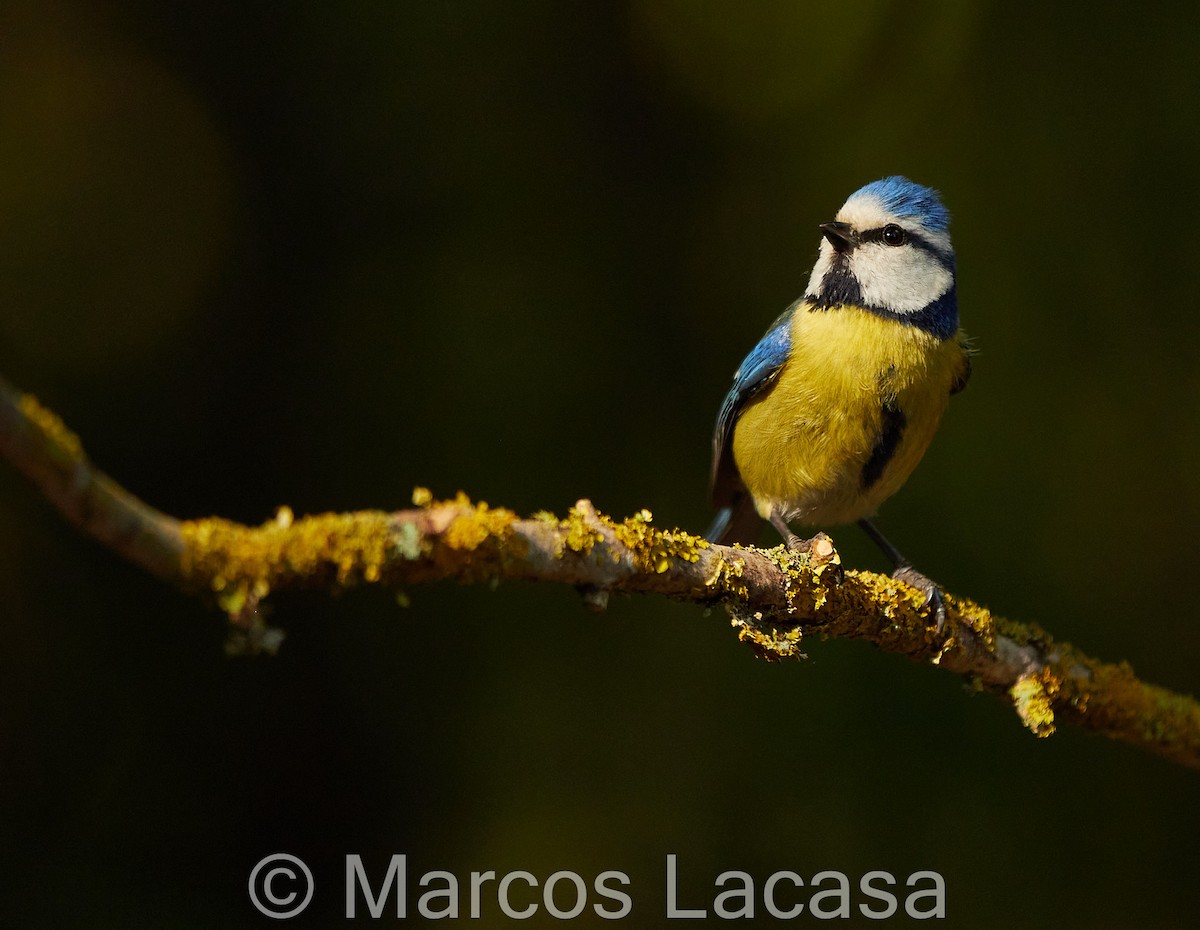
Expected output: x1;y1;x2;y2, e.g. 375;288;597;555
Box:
813;257;863;309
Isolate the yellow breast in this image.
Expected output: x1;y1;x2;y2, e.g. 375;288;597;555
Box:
731;303;967;527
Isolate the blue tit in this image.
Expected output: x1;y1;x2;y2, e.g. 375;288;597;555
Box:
707;176;970;626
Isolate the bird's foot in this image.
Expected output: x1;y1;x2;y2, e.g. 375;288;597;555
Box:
783;531;835;559
784;533;807;552
891;565;947;634
782;533;843;589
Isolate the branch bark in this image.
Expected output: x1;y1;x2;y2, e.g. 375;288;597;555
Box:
3;372;1199;770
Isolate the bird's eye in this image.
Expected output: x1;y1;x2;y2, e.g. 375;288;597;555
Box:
881;224;907;246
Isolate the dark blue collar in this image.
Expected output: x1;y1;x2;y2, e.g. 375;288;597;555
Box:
806;280;959;340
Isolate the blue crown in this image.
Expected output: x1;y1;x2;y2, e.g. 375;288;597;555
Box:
853;176;950;232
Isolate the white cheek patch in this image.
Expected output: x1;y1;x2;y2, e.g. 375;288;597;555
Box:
852;244;953;313
804;240;835;297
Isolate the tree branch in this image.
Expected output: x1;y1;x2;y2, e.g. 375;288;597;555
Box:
3;372;1199;770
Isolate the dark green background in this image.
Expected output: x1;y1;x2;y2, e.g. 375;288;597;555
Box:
3;2;1198;926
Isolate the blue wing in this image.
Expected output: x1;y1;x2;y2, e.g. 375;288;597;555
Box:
707;303;797;542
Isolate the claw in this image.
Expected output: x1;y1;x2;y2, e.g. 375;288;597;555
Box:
892;565;947;634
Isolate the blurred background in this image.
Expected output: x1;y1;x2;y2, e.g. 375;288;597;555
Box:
2;1;1199;926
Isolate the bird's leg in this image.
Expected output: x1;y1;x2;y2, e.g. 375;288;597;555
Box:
857;518;947;632
768;510;808;552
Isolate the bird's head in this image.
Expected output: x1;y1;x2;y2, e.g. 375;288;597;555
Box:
805;176;955;321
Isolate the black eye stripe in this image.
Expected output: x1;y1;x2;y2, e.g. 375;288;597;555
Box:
860;225;907;245
858;225;954;268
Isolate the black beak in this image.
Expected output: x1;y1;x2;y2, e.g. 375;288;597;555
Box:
819;221;857;253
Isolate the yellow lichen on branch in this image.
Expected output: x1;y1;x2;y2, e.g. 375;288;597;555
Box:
1011;673;1059;737
609;507;707;574
180;508;396;603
